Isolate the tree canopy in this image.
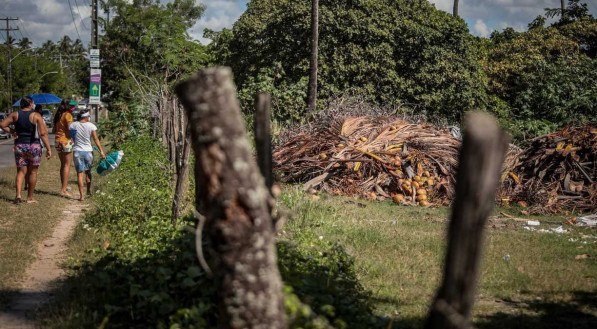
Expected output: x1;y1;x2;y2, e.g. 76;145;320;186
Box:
0;37;87;110
211;0;486;123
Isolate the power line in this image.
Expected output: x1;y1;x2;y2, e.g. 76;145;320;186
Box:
17;18;33;39
67;0;83;41
74;0;90;30
16;26;25;41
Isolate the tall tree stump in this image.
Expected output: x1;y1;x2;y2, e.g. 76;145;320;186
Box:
425;112;509;329
175;68;287;329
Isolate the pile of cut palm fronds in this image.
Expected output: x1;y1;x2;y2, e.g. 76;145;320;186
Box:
502;124;596;214
274;115;464;206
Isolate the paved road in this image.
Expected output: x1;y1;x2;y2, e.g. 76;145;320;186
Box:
0;133;55;169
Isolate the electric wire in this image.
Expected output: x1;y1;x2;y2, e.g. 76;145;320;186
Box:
18;18;33;39
74;0;90;30
67;0;83;41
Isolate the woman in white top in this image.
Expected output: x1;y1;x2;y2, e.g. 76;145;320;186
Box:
69;112;106;201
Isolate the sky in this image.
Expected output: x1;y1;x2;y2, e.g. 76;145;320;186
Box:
0;0;596;47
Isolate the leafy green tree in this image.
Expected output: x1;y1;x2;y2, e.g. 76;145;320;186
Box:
101;0;208;103
0;38;87;110
212;0;486;123
486;20;596;139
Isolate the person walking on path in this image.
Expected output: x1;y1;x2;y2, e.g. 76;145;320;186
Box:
69;111;105;201
53;100;74;197
0;96;52;203
25;104;48;190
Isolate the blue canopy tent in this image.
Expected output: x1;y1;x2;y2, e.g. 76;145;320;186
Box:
12;93;62;107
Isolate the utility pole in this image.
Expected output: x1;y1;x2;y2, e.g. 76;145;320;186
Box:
91;0;99;121
91;0;99;49
306;0;319;114
1;17;19;112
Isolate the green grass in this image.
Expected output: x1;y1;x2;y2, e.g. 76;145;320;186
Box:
46;168;596;328
280;187;597;328
0;156;78;308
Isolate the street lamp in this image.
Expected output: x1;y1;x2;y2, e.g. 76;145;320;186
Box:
7;47;35;112
10;48;33;63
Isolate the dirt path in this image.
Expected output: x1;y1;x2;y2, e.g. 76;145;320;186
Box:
0;202;86;329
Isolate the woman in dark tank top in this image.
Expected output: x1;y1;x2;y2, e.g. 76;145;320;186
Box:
0;96;52;203
14;109;41;145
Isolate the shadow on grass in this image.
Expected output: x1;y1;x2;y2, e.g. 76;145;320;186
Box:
0;289;57;323
19;229;594;329
476;291;597;329
34;230;395;328
35;189;68;198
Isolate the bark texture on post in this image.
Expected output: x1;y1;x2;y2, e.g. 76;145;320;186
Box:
425;112;509;329
307;0;319;113
175;68;287;329
254;93;273;189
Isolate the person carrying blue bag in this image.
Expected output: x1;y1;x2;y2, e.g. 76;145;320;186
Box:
69;111;106;201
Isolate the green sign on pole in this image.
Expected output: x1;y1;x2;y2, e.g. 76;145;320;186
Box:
89;68;101;104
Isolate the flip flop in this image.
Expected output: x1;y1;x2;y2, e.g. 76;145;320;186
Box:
26;200;38;204
13;198;22;205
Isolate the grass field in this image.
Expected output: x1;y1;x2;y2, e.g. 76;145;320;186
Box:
0;156;80;308
42;177;596;328
280;187;597;328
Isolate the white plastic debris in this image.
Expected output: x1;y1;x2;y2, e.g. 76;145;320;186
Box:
576;214;597;228
526;220;541;226
538;226;569;234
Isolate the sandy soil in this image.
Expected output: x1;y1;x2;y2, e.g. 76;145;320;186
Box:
0;203;86;329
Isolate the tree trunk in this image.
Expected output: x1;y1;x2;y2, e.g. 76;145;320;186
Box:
307;0;319;113
175;67;287;329
453;0;459;17
425;112;508;329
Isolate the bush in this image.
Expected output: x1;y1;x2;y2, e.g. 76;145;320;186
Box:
486;18;597;141
98;102;151;146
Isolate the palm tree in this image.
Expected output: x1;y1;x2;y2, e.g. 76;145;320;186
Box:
17;37;33;49
59;36;73;53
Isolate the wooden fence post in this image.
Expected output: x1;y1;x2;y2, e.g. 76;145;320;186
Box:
175;67;287;329
425;112;509;329
254;93;273;190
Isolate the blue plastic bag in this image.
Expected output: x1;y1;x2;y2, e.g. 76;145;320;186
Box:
96;150;124;176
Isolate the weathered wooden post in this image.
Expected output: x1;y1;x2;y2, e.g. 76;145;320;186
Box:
425;112;509;329
254;93;273;189
175;68;287;329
